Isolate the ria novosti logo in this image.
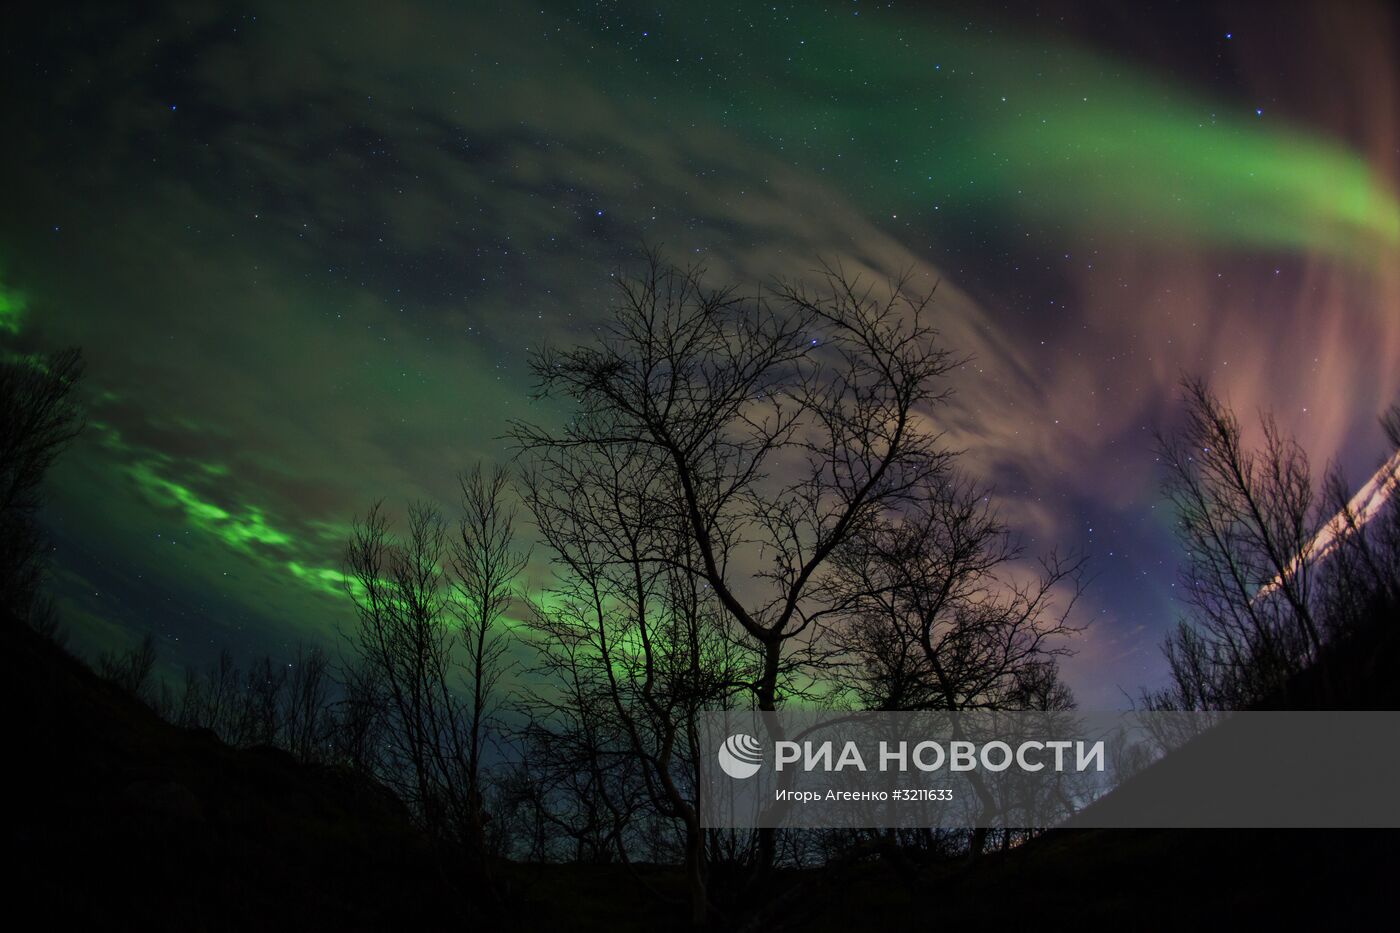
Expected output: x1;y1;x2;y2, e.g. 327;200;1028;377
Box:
716;731;1108;779
717;733;763;779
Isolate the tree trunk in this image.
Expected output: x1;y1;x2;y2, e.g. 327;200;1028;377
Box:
685;825;708;927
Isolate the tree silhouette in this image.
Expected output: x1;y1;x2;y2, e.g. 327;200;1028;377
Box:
831;475;1084;853
1148;380;1400;711
0;346;83;632
342;466;525;847
512;250;977;907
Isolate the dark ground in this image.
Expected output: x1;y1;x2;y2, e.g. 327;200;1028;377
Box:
8;619;1398;931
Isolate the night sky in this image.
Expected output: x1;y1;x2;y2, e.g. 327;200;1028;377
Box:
3;1;1397;707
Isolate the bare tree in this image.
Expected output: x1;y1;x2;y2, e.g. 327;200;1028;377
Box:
833;476;1084;714
512;252;959;880
1313;404;1400;644
282;644;335;762
0;347;83;631
344;502;469;834
332;657;390;776
96;632;159;701
832;475;1085;853
1148;382;1400;712
176;648;248;739
516;434;748;924
343;470;525;847
509;678;649;865
451;463;529;848
1149;378;1323;710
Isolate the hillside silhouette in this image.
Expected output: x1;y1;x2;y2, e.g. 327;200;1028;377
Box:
7;619;462;929
10;612;1398;931
6;612;741;930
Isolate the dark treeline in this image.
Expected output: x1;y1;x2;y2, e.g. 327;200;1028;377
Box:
5;255;1399;928
97;637;343;765
1147;378;1400;711
1;345;83;640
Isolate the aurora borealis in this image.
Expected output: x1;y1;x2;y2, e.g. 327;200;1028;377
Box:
3;0;1397;706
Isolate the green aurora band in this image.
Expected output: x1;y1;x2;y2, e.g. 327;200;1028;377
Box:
581;2;1399;261
0;271;26;335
